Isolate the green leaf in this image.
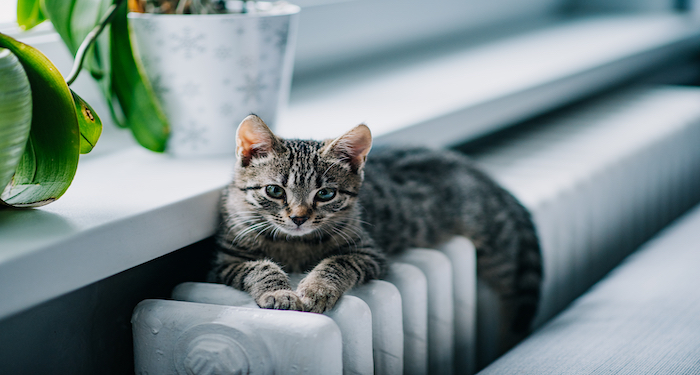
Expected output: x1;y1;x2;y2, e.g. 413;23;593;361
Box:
0;33;80;207
0;48;33;203
70;0;112;80
44;0;116;125
42;0;101;77
16;0;46;31
110;1;169;151
40;0;78;51
43;0;170;151
71;89;102;154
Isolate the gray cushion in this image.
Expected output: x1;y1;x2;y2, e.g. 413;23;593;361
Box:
478;204;700;374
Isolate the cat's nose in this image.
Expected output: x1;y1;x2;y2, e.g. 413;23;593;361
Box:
290;216;309;226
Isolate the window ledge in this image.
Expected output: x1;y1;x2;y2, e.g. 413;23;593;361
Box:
0;149;235;319
2;13;700;320
278;14;700;146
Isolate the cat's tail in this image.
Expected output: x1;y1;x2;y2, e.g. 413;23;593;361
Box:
465;163;544;336
493;196;543;353
509;204;543;334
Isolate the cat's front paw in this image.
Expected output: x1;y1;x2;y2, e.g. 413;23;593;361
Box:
297;279;341;313
257;289;304;311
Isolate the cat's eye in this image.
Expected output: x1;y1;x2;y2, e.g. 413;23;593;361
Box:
316;188;336;202
265;185;286;199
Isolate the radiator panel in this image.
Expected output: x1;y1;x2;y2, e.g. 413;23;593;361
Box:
347;281;404;375
172;282;371;375
393;248;455;375
132;299;343;375
440;236;478;375
472;86;700;363
169;245;476;375
324;297;376;375
385;263;429;375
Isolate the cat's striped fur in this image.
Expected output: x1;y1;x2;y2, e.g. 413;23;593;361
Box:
210;115;542;339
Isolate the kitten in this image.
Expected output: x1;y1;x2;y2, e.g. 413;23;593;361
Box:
209;114;542;338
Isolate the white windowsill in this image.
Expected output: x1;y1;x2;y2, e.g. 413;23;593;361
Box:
1;13;700;321
278;14;700;145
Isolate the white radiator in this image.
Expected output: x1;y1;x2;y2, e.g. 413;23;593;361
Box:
472;86;700;365
132;238;477;375
132;86;700;374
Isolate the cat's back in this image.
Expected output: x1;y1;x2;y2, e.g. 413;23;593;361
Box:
359;147;493;253
364;146;469;174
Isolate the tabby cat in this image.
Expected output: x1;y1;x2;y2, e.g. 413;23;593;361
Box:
209;114;542;339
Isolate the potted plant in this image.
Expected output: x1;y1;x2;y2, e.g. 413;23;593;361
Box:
127;0;300;156
0;2;112;207
1;0;299;207
16;0;171;153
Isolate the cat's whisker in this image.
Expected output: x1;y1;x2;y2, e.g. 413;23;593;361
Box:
230;217;261;225
228;213;258;219
228;212;260;221
226;213;260;222
232;221;271;244
350;217;374;227
317;226;339;247
233;210;259;215
325;217;364;240
321;159;344;179
338;222;363;238
253;223;275;242
225;218;264;238
230;215;260;221
272;226;282;241
330;225;357;251
229;216;258;221
227;218;260;229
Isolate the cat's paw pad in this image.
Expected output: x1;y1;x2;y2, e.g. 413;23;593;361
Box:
257;290;303;311
297;280;340;314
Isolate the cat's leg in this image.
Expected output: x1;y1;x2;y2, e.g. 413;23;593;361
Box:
297;251;387;313
210;252;304;310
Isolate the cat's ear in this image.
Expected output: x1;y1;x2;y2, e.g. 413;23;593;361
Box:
323;124;373;173
236;115;279;167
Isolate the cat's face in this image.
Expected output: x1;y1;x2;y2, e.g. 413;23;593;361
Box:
226;115;372;239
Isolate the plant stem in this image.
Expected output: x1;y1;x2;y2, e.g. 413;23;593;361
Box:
65;0;125;86
175;0;189;15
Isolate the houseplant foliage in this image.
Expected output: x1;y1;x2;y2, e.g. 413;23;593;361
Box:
16;0;170;152
0;35;101;207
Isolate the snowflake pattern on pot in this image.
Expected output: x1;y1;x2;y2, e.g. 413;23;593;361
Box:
237;56;255;70
171;27;206;59
181;81;201;97
139;18;158;33
275;25;290;51
258;18;273;32
128;4;300;157
150;75;171;101
215;45;234;60
176;120;209;151
237;74;267;104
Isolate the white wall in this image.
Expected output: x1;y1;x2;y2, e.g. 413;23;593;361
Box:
568;0;676;12
292;0;568;75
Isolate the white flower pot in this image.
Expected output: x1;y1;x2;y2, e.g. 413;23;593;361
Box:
128;3;300;157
